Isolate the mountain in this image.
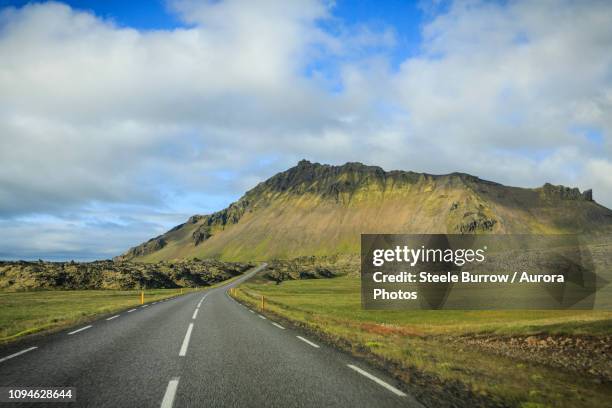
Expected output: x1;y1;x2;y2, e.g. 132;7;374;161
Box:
116;160;612;262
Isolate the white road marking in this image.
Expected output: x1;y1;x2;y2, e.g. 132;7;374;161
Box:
258;314;267;320
347;364;407;397
141;305;149;308
179;323;194;356
160;377;180;408
192;309;199;320
106;315;120;321
249;310;255;313
0;347;37;363
272;322;285;330
127;309;137;313
296;336;319;348
68;325;92;335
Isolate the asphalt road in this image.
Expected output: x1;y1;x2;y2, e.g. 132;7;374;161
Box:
0;265;422;407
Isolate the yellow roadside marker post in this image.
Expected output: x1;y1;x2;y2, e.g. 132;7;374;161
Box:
261;295;265;311
140;290;144;305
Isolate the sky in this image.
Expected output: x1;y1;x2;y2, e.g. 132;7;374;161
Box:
0;0;611;261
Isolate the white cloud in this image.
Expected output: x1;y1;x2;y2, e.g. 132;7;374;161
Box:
391;0;612;192
583;159;612;205
0;1;340;215
0;0;610;259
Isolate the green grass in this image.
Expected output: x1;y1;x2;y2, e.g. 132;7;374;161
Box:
238;276;611;336
0;288;200;343
234;276;612;407
0;264;250;344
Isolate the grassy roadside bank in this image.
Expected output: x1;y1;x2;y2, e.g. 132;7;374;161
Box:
0;288;199;344
232;276;612;408
0;260;256;345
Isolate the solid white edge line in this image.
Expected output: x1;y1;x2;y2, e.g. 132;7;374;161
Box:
127;309;137;313
179;323;194;356
0;347;38;363
258;314;267;320
347;364;407;397
160;377;180;408
68;325;92;335
272;322;285;330
296;335;319;348
192;308;199;320
106;315;120;321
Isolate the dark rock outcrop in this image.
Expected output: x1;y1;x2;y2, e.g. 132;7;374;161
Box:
192;225;212;245
540;183;593;201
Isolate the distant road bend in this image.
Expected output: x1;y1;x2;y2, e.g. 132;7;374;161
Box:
0;264;422;407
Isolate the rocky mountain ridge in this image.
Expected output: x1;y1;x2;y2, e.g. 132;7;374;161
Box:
117;160;610;262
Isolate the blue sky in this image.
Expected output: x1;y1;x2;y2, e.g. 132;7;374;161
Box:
0;0;184;29
0;0;611;260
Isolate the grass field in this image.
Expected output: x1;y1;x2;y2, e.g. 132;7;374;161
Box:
0;264;253;345
0;288;198;344
234;275;612;408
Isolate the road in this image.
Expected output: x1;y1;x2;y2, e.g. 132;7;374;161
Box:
0;265;422;407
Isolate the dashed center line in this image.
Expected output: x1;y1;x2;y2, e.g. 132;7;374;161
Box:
192;308;199;320
197;294;208;308
160;377;180;408
127;309;137;313
68;325;92;335
296;336;320;348
347;364;407;397
272;322;285;330
0;347;37;364
106;315;120;321
179;323;194;357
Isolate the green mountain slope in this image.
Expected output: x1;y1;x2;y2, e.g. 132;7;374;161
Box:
116;160;612;262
